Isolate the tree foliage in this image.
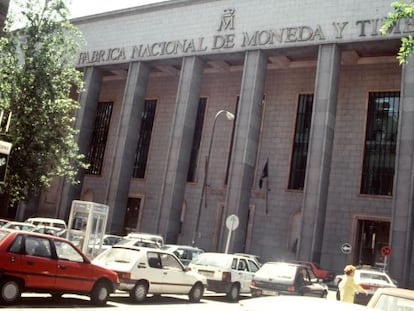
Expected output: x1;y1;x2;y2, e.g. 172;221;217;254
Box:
0;0;87;203
381;0;414;64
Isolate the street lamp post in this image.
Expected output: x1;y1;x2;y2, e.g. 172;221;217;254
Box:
192;109;235;247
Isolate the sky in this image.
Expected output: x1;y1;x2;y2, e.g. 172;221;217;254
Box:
68;0;169;18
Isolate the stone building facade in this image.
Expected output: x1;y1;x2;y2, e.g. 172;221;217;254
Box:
36;0;414;287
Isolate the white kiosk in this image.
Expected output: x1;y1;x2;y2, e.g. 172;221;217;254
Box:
66;200;109;258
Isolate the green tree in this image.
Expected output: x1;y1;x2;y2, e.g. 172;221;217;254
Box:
381;0;414;64
0;0;87;204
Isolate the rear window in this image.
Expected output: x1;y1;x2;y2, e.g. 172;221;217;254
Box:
191;253;233;268
96;247;141;264
256;263;297;281
374;294;414;311
359;272;391;285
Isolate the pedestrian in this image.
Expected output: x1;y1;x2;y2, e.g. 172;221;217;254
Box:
338;264;368;303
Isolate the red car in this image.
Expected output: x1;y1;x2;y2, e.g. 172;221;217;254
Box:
290;260;334;282
0;229;119;305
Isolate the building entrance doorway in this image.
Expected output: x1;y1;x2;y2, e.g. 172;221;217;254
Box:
354;219;390;268
123;197;142;235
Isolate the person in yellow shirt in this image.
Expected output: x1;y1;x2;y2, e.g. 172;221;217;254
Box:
339;265;368;303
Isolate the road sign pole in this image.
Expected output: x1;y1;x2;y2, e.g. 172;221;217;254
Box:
224;230;232;254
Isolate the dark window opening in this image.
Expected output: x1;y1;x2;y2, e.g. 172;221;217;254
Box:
360;92;399;196
86;102;113;175
187;98;207;182
123;197;141;235
132;99;157;179
288;94;314;190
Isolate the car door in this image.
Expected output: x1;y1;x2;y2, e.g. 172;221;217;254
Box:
298;267;324;297
53;239;94;292
158;252;192;294
233;258;250;293
21;235;56;289
146;251;165;293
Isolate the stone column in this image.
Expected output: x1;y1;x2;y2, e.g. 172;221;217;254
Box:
156;56;204;243
297;44;340;262
221;50;267;253
58;67;102;219
107;62;150;233
389;56;414;288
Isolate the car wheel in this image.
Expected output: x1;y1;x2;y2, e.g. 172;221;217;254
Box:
0;279;21;305
90;281;110;305
226;283;240;302
130;281;148;303
189;283;204;303
321;290;328;298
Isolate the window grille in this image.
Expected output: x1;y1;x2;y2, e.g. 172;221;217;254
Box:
288;94;314;190
132;99;157;178
86;102;113;175
360;92;400;196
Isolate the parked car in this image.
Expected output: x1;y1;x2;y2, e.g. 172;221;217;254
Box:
188;252;260;301
289;260;334;282
125;232;164;246
115;237;160;248
92;245;206;303
25;217;67;230
250;262;328;298
29;225;66;237
2;221;37;232
335;266;397;305
87;234;124;257
239;295;372;311
367;287;414;310
161;244;204;267
0;228;119;305
0;219;10;227
234;253;262;267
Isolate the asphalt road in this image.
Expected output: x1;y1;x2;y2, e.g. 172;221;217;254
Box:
1;290;339;310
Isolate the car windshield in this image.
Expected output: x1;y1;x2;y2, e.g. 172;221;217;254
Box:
96;247;141;264
375;294;414;311
256;263;297;281
191;253;233;268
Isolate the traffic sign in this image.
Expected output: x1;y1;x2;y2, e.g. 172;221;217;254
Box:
225;214;239;231
341;243;352;254
381;245;391;257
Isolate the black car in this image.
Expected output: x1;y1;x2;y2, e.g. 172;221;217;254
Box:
250;262;328;298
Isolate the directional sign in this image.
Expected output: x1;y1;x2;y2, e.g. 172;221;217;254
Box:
341;243;352;254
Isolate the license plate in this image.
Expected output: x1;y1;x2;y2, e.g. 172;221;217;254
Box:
263;290;279;296
198;270;214;277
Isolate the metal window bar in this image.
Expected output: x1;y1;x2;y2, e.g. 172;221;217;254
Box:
132;99;157;178
187;98;207;182
86;102;113;175
361;91;400;195
288;94;314;190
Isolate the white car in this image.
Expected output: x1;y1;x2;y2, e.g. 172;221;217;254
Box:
367;287;414;310
92;245;207;303
161;244;204;267
336;267;397;304
2;221;37;231
188;252;260;301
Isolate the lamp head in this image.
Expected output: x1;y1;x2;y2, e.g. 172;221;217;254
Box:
224;111;235;120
